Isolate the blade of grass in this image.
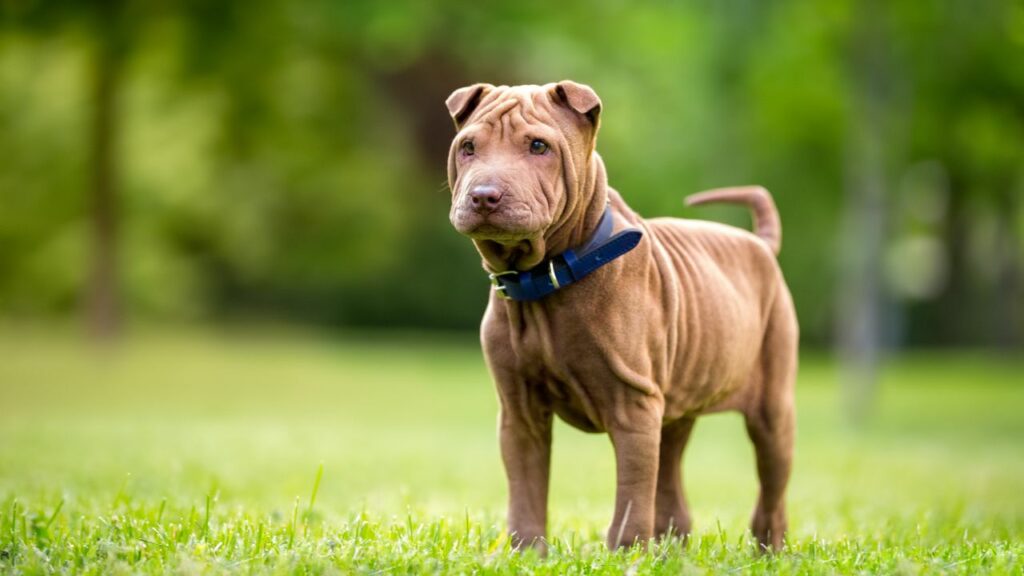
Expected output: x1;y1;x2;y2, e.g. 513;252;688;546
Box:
112;474;131;508
289;496;299;549
45;498;65;532
304;463;324;537
202;493;213;540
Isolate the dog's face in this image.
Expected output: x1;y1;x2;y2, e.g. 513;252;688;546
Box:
445;82;602;245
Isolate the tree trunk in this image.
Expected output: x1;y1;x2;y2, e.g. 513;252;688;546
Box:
86;35;120;339
994;186;1022;349
837;3;890;424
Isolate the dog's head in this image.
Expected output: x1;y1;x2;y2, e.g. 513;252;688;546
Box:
445;82;603;265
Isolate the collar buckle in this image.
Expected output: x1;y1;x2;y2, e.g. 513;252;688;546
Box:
547;261;561;290
488;270;518;300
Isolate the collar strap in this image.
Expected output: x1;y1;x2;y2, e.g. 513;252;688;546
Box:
488;206;643;302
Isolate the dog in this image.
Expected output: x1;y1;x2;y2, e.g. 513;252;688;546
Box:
444;81;798;552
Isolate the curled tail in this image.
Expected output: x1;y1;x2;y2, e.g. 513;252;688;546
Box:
684;186;782;255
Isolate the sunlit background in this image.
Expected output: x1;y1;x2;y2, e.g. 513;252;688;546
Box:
0;1;1022;572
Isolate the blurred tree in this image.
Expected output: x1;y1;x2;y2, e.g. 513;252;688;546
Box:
84;0;126;338
838;0;894;423
3;0;139;338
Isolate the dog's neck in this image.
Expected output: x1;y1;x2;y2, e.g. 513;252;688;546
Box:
474;154;609;273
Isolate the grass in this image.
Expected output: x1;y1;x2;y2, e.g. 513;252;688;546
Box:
0;324;1022;574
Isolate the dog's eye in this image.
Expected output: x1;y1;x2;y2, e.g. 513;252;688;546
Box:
461;140;475;156
529;139;549;155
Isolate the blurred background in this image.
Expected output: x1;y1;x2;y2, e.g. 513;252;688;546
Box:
3;0;1022;343
3;1;1023;348
0;0;1023;548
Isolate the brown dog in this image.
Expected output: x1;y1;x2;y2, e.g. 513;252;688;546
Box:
445;81;798;552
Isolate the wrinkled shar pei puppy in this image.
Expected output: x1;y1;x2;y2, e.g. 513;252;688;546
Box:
444;81;798;553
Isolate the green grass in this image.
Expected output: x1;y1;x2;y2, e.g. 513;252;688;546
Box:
0;324;1022;574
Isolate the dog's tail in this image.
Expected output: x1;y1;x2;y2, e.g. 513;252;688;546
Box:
684;186;782;256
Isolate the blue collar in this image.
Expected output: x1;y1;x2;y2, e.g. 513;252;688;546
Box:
488;206;643;302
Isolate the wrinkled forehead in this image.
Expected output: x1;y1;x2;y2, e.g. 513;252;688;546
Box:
462;85;567;137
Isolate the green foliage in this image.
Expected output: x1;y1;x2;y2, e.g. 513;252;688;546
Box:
0;326;1022;573
0;1;1022;342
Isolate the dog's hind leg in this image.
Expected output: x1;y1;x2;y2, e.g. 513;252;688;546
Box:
654;417;696;540
744;289;798;551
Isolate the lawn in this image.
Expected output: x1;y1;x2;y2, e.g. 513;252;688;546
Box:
0;325;1021;574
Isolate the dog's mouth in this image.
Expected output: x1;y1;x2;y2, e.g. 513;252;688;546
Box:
451;208;541;243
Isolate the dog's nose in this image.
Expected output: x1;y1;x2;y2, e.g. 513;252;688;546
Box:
468;185;504;212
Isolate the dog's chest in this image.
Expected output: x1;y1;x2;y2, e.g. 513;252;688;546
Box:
509;308;608;432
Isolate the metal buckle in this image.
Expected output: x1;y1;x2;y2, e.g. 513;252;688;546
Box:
488;270;518;300
548;261;561;290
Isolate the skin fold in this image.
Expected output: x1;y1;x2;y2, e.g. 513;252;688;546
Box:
445;81;799;553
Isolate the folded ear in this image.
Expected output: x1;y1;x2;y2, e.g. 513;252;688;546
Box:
553;80;601;128
445;83;493;129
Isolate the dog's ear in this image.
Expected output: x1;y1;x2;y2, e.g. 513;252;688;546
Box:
445;83;493;129
553;80;601;130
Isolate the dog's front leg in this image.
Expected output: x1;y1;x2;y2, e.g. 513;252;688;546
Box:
498;388;553;554
607;424;661;549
